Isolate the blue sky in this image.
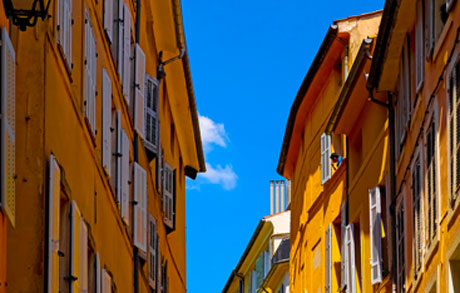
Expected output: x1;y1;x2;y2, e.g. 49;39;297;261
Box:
182;0;384;292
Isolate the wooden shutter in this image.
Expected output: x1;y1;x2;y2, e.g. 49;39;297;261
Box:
84;12;97;135
57;0;72;63
122;3;131;104
102;69;112;175
326;224;332;293
369;187;382;284
415;0;424;90
145;76;159;153
1;27;16;226
103;0;113;42
412;159;423;277
345;224;356;293
428;0;435;57
79;217;88;292
95;253;101;293
149;215;157;289
70;201;83;293
101;269;111;293
321;133;331;184
453;62;460;200
156;147;163;194
121;129;130;224
47;155;60;293
133;162;147;252
134;44;146;138
341;202;346;290
163;162;174;229
115;110;122;203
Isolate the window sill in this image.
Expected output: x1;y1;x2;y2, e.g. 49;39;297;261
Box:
57;43;73;81
424;236;440;268
447;193;460;226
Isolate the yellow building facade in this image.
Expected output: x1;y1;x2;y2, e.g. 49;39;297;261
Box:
368;0;460;291
277;12;383;293
0;0;204;292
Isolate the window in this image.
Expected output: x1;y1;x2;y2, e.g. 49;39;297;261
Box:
344;224;356;293
426;120;438;245
57;0;72;66
122;3;132;104
412;155;424;279
133;162;147;253
415;0;425;91
163;162;175;230
1;27;16;226
149;215;158;289
369;187;383;284
102;69;112;176
321;133;331;184
325;224;332;293
111;0;124;73
144;76;160;155
396;197;406;293
160;260;169;293
239;278;244;293
396;37;412;157
427;0;448;56
70;201;88;292
84;11;97;136
447;60;460;203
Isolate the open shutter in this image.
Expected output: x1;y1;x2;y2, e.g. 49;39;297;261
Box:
156;147;163;193
341;202;347;290
145;77;159;153
101;269;111;293
1;27;16;226
70;201;82;293
79;217;88;292
326;224;332;293
321;133;331;184
369;187;382;284
95;253;101;293
121;129;130;224
149;215;157;289
115;110;122;203
134;44;145;138
103;0;113;42
415;0;424;90
122;3;132;104
65;0;72;63
47;155;60;293
163;162;174;229
102;69;112;175
133;162;147;252
84;12;97;135
345;224;356;293
428;0;435;57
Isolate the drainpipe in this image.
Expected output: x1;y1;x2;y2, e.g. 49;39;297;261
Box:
345;136;349;224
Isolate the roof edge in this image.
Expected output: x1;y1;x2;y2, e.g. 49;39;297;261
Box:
277;25;339;176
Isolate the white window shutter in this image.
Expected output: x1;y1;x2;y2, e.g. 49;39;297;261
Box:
115;110;122;203
1;27;16;227
101;269;111;293
149;215;157;289
70;201;82;293
321;134;325;183
103;0;113;42
102;69;112;175
321;133;331;184
121;129;130;224
117;0;124;77
326;224;332;293
65;0;72;63
47;155;60;293
163;163;174;229
122;3;132;104
133;162;147;252
415;0;424;90
145;76;160;153
95;253;101;293
341;202;346;290
134;44;146;138
345;224;356;293
326;135;331;179
84;12;97;135
79;217;88;292
369;187;382;284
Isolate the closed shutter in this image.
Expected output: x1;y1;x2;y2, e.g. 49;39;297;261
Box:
115;110;122;203
412;159;423;277
133;162;147;252
156;147;163;194
321;133;331;184
47;155;61;293
145;76;159;153
101;269;111;293
326;224;332;293
57;0;72;63
79;218;88;292
121;129;130;224
134;44;145;138
453;62;460;200
341;202;347;290
415;0;424;90
1;27;16;226
369;187;382;284
70;201;83;293
163;162;174;229
122;3;132;104
95;253;101;293
149;215;157;289
116;0;124;75
103;0;113;42
84;12;97;135
102;69;112;175
396;203;406;292
345;224;356;293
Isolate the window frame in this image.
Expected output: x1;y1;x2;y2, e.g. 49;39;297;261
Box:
411;146;425;281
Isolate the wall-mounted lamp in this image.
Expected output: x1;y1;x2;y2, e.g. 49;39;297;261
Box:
3;0;52;31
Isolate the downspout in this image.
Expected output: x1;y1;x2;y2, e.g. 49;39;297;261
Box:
345;137;349;224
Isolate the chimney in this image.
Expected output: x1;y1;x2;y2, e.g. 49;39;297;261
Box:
281;180;285;212
270;180;274;215
286;179;291;207
275;180;280;214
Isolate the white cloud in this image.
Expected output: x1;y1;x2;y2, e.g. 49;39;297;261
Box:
199;115;228;151
200;163;237;190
